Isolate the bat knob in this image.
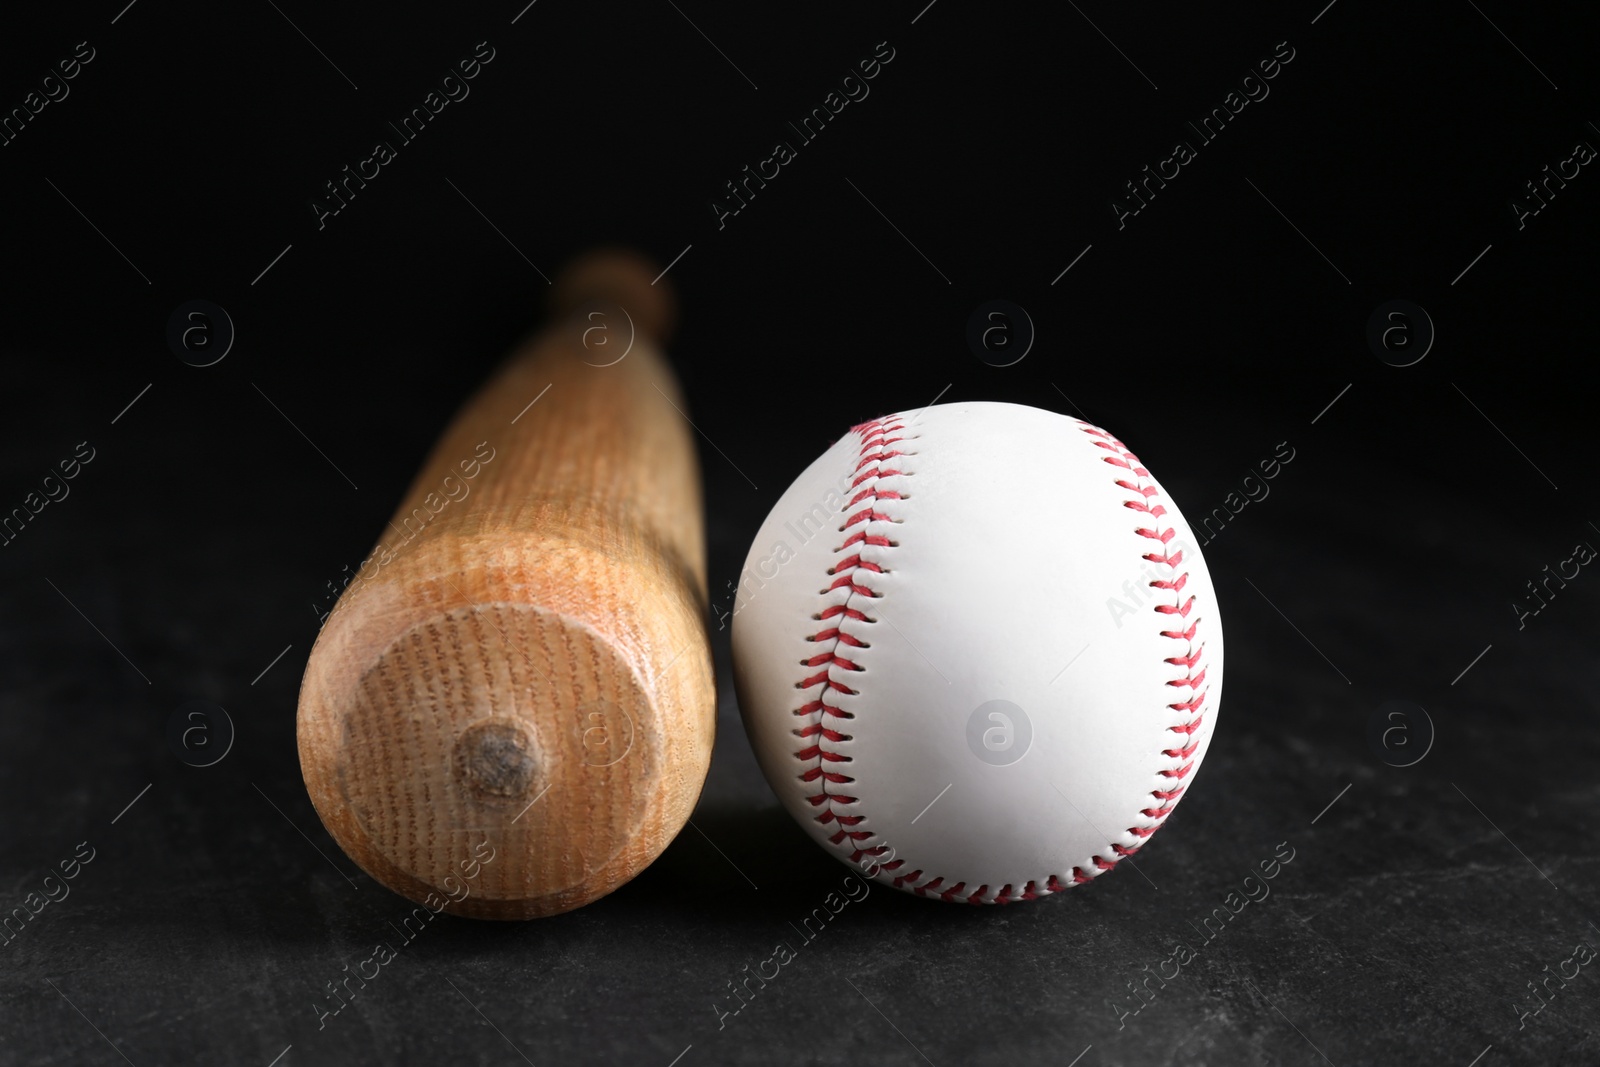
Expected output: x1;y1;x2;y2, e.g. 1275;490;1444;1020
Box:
549;248;676;343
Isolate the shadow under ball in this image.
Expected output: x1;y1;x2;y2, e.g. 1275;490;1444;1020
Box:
296;250;714;919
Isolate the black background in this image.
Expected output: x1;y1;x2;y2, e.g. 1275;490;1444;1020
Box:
1;2;1596;1065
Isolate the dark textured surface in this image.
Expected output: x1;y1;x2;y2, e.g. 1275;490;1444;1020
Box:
2;378;1596;1067
2;1;1597;1065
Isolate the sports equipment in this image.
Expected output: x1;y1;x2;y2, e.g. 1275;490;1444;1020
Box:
297;250;714;919
732;401;1222;904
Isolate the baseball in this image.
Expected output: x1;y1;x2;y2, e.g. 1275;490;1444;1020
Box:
732;401;1223;904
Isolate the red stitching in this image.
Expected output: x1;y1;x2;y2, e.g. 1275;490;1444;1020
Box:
795;417;910;864
1073;423;1209;878
793;417;1207;904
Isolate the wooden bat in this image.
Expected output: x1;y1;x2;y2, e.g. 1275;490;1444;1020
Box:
297;250;713;919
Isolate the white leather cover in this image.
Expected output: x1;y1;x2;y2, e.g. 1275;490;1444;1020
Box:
732;402;1223;903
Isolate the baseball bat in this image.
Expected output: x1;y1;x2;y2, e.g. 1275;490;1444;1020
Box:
296;250;714;919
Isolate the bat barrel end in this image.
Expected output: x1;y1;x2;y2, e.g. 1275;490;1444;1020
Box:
299;594;699;919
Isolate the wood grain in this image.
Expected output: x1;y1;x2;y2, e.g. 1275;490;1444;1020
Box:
296;250;713;919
